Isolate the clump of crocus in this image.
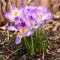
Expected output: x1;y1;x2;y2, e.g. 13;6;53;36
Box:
4;5;51;44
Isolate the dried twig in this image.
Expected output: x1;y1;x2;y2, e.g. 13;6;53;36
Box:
27;0;33;6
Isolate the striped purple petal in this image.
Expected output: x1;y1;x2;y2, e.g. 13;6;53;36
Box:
34;25;40;29
4;12;14;21
6;26;17;31
15;36;22;44
11;6;18;13
25;31;34;36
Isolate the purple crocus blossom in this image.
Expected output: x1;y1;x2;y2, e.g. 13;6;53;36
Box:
20;9;30;20
15;21;27;32
15;21;35;44
4;6;22;22
43;8;52;20
15;20;32;35
35;8;51;25
25;16;36;29
15;21;34;44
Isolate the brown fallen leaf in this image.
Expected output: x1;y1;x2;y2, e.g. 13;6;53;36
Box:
42;24;53;30
54;11;60;18
52;22;60;31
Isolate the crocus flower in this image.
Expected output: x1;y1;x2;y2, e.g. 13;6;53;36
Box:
15;21;34;44
43;8;52;20
20;8;30;20
35;8;51;25
15;21;28;34
25;15;39;29
4;6;22;22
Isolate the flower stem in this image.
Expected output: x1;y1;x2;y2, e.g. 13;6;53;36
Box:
31;36;34;56
36;29;38;37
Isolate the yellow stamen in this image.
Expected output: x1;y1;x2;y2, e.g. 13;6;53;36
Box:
22;26;26;33
40;14;44;20
24;14;28;19
14;11;19;17
38;8;41;10
36;12;38;14
29;20;32;24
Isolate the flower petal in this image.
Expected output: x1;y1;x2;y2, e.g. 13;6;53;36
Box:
15;36;22;44
11;6;20;17
38;6;44;11
4;12;14;21
6;26;17;31
25;31;34;36
34;25;40;29
11;6;18;12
